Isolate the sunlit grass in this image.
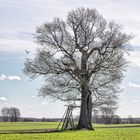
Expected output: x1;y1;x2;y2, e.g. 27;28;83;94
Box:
0;122;140;140
0;122;58;131
1;128;140;140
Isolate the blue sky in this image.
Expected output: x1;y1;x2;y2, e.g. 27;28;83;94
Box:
0;0;140;118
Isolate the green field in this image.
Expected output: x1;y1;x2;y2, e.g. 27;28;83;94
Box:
0;122;140;140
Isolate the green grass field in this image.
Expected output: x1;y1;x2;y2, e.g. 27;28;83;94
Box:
0;122;140;140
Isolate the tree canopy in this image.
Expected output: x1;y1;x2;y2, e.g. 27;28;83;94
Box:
23;8;132;129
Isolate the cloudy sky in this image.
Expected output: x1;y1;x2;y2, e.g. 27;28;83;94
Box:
0;0;140;118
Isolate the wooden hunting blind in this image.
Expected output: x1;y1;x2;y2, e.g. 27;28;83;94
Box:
57;105;80;131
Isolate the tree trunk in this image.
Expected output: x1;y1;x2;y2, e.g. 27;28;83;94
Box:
77;86;93;130
77;53;93;130
87;92;93;129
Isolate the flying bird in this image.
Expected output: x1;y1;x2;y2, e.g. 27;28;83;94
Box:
25;50;30;54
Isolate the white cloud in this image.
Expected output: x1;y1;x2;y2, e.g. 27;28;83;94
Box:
118;108;124;112
0;38;36;53
7;76;21;80
0;97;9;106
0;74;21;81
4;102;10;106
32;95;37;99
128;82;140;88
132;99;139;103
120;85;126;90
0;74;6;80
125;51;140;68
0;97;8;101
0;0;140;54
28;106;33;109
41;101;48;105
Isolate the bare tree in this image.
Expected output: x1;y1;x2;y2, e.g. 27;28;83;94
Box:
1;107;10;122
127;115;135;124
100;102;117;124
93;95;118;124
9;107;21;122
23;8;132;130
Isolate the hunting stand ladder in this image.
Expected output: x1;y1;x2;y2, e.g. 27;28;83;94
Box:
57;105;80;131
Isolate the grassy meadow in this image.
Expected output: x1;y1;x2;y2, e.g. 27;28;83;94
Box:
0;122;140;140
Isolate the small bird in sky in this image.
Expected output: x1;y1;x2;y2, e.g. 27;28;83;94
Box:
25;50;30;54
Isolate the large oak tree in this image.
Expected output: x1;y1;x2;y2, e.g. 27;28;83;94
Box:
23;8;131;130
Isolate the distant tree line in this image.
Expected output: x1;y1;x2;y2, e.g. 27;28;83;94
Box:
92;114;121;124
0;107;21;122
0;106;139;124
92;115;140;124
